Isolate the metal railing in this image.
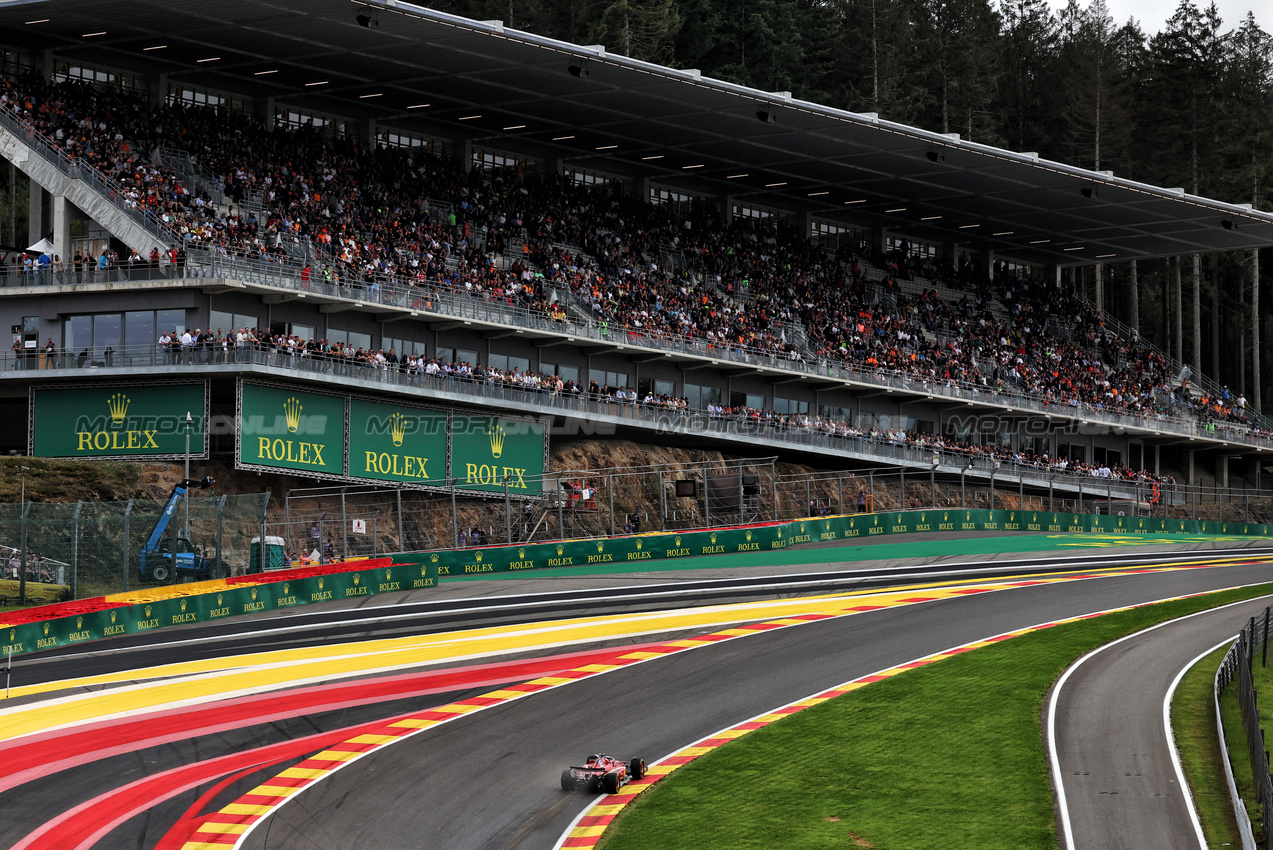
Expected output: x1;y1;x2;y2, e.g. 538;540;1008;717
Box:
1;95;1264;450
1216;611;1273;849
8;338;1273;512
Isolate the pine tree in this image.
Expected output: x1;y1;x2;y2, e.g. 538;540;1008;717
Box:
996;0;1060;153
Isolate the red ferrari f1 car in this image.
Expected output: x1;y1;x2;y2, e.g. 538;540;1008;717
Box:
560;753;647;793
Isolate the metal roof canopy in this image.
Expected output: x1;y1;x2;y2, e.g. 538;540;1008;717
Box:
3;0;1271;267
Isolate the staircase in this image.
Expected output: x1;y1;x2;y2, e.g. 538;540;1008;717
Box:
0;108;182;253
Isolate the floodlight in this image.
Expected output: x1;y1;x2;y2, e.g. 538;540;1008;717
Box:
1222;219;1235;231
1080;186;1097;199
926;150;945;163
356;13;378;28
756;108;775;124
568;63;588;78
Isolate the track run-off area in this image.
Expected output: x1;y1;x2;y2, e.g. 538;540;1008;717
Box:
0;532;1270;850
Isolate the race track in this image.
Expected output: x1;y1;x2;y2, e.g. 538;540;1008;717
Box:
0;537;1268;850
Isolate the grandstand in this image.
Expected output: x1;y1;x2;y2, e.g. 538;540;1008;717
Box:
0;0;1271;510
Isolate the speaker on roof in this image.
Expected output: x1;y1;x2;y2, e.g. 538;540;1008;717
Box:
568;64;589;78
756;109;775;124
356;14;379;28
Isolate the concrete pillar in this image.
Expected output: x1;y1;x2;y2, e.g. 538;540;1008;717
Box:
636;174;650;204
365;118;378;146
719;194;733;226
1154;445;1160;477
28;183;47;246
454;138;473;173
51;194;71;269
148;73;168;108
868;226;887;254
254;95;276;129
1188;449;1195;486
798;210;813;239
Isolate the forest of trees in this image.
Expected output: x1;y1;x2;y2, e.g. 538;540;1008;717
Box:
433;0;1273;407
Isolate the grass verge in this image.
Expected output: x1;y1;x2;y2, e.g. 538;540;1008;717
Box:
598;584;1273;850
1172;645;1240;847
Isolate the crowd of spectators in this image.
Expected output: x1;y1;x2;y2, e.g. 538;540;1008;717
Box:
0;71;1257;444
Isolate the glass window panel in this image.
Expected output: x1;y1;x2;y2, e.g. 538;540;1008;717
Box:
157;309;186;336
509;356;530;372
457;348;477;364
437;347;454;364
65;315;91;354
92;313;121;359
210;310;234;333
489;354;508;371
745;393;765;410
654;379;675;397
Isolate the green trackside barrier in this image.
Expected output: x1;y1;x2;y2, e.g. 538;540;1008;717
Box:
391;509;1273;579
1;558;438;659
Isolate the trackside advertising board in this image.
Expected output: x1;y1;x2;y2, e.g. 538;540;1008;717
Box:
0;558;438;658
451;414;547;494
390;508;1273;578
29;382;208;459
238;382;347;476
348;398;448;486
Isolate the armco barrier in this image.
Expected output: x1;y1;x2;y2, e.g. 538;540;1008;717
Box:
6;508;1267;658
391;508;1273;578
0;557;438;658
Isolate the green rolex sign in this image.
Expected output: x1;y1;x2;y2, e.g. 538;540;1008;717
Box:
348;398;447;485
239;382;346;475
30;382;207;459
451;414;546;493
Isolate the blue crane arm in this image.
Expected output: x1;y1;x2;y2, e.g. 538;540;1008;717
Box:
142;485;187;554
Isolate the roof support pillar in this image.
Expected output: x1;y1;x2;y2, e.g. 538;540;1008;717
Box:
454;138;473;173
148;73;168;108
868;226;886;255
254;95;275;129
719;194;733;227
51;193;71;270
28;181;47;246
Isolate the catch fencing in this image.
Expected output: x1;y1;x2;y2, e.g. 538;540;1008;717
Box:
0;492;270;600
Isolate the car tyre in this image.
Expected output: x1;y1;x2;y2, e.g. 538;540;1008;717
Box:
602;770;622;794
560;769;577;792
629;758;647;780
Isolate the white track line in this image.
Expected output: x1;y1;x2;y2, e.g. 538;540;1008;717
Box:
1047;596;1269;850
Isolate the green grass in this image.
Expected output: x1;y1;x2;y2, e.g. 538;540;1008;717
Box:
599;585;1273;850
1172;646;1241;847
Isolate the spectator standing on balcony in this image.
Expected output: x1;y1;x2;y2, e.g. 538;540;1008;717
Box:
97;249;111;282
43;338;55;369
72;250;83;283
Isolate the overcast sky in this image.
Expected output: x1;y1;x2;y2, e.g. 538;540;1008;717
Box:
1045;0;1266;35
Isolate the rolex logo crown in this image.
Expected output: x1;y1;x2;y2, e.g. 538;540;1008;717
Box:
283;397;303;433
390;412;406;447
488;424;507;458
107;392;130;425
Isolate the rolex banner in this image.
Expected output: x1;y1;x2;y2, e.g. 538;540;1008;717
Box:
391;509;1273;579
451;414;546;494
30;382;208;459
239;382;347;475
348;398;447;486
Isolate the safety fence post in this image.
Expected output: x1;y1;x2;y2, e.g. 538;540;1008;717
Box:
122;499;133;592
70;501;83;599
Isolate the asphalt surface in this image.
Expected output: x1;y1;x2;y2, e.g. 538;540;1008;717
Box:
4;536;1271;850
239;560;1273;850
1048;596;1268;850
